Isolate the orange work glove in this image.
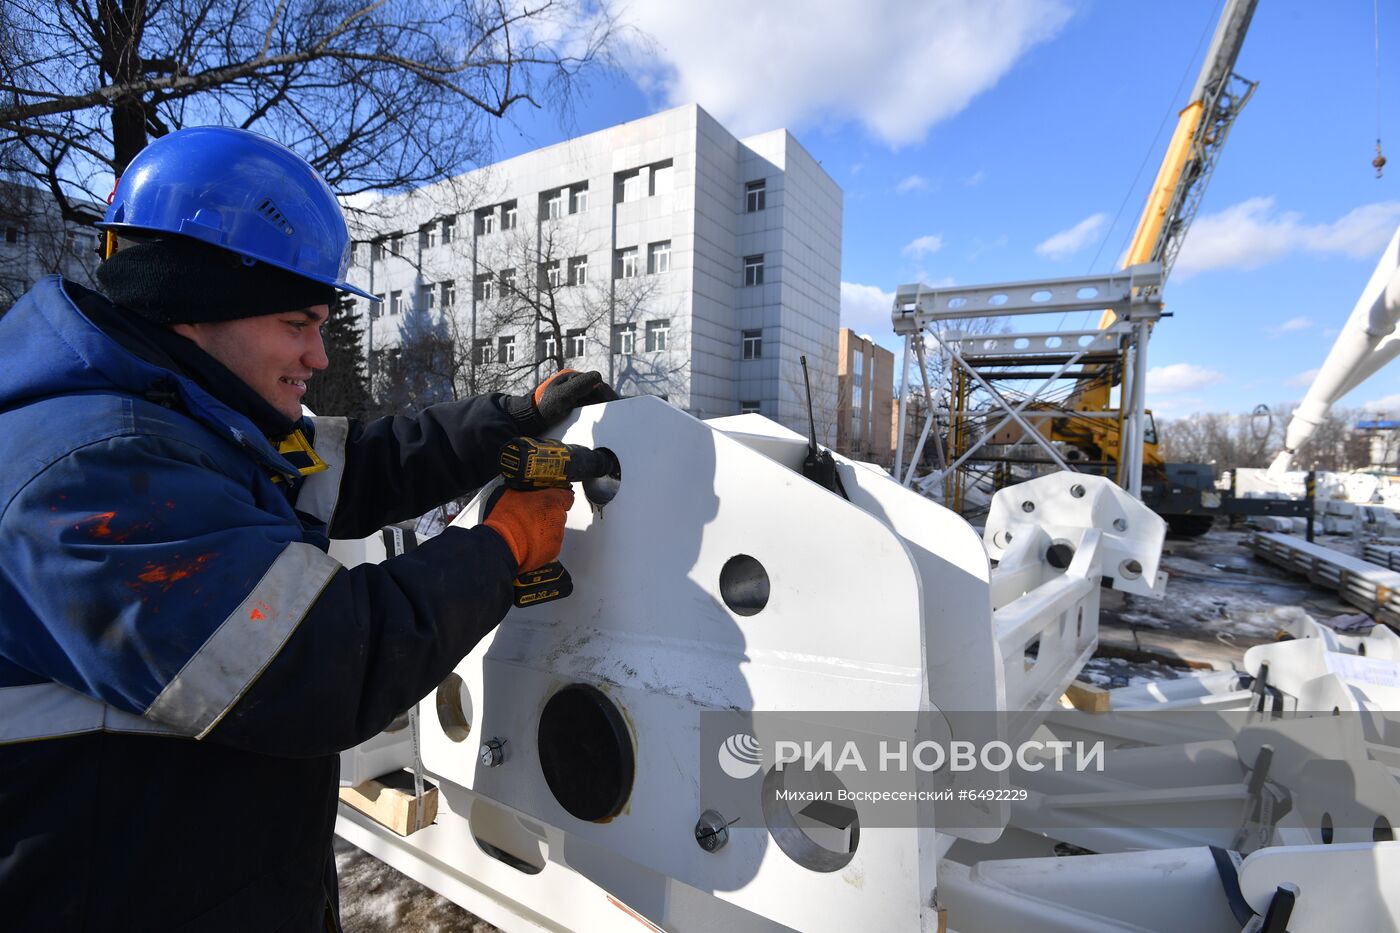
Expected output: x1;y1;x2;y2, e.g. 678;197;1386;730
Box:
482;486;575;573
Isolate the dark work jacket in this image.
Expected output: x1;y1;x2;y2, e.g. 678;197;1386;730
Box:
0;277;538;931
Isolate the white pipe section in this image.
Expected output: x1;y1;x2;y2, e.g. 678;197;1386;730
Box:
1270;225;1400;477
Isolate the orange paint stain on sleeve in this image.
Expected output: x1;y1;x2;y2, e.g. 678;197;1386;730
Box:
134;553;219;591
76;511;118;537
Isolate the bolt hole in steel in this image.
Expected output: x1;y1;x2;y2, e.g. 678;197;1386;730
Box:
1375;816;1395;842
1118;559;1143;580
1021;500;1035;513
1112;517;1128;532
720;554;770;616
1320;812;1334;843
1070;483;1086;498
436;672;474;742
761;763;859;872
582;446;621;506
537;683;634;823
991;530;1014;550
1047;542;1075;570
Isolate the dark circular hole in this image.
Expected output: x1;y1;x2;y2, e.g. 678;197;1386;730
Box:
582;447;621;506
1321;812;1334;844
435;672;473;742
720;554;770;616
1046;542;1075;570
537;683;634;823
1375;816;1394;842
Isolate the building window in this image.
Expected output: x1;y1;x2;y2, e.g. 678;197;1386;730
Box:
565;328;586;359
744;255;764;287
474;272;494;301
390;290;403;316
645;318;670;352
647;240;671;274
440;280;456;309
442;215;456;245
853;347;864;375
390;233;403;256
371;293;385;318
498;335;516;363
3;226;24;245
500;267;517;293
419;223;437;251
570;183;589;214
370;239;384;263
649;160;674;196
543;189;564;221
740;400;761;414
539;331;560;361
746;179;766;213
419;284;435;311
612;323;636;355
616;169;642;203
615;247;639;279
541;260;563;289
476;208;497;236
568;256;588;286
502;201;518;230
742;329;762;360
473;338;494;365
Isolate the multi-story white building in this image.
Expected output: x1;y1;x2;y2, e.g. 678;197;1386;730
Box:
345;103;843;439
1;181;103;312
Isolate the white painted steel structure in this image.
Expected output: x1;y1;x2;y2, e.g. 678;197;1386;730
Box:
890;265;1164;498
1271;225;1400;476
329;399;1399;931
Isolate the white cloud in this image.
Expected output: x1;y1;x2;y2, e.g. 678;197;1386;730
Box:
1147;363;1225;395
1364;394;1400;413
895;174;930;194
1269;316;1313;337
902;234;945;259
963;169;987;187
616;0;1074;146
841;281;897;337
1034;212;1108;260
1287;368;1320;387
1174;198;1400;275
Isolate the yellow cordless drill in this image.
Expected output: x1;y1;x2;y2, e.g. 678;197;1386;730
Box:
496;437;620;607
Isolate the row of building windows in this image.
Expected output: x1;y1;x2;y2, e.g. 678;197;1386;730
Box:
360;171;768;262
470;319;672;365
370;248;762;319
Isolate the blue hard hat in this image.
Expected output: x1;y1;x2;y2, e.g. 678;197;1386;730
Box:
99;126;375;301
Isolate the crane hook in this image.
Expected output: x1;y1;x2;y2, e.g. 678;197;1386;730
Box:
1375;141;1387;179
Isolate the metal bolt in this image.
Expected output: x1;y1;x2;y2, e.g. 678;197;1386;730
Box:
1112;518;1128;532
695;809;731;852
1070;484;1085;498
1021;501;1035;513
479;737;507;767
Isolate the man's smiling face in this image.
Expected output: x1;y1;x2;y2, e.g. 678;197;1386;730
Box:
172;305;330;421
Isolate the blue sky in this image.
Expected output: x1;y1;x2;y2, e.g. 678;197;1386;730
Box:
498;0;1399;418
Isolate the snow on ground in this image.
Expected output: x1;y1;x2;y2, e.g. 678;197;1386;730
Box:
1102;528;1360;652
335;837;495;932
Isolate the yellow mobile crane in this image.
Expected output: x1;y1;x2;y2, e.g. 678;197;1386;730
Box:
1036;0;1259;533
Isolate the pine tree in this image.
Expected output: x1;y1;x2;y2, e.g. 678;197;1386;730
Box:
304;296;369;418
371;301;458;416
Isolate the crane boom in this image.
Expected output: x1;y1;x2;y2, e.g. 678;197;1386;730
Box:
1101;0;1259;330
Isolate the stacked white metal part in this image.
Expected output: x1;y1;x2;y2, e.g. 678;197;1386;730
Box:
329;399;1398;931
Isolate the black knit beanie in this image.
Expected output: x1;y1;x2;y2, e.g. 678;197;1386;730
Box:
96;236;339;325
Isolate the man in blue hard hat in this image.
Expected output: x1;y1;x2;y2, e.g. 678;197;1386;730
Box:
0;127;613;930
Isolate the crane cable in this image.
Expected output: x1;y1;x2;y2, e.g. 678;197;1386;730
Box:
1376;0;1387;178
